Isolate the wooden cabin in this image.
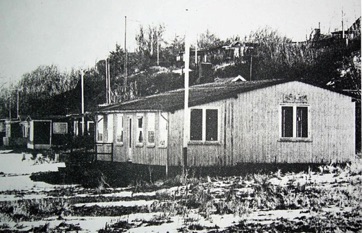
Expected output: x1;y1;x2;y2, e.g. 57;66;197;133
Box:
95;79;356;170
3;119;26;147
0;119;6;146
27;119;53;150
27;116;70;150
27;114;95;151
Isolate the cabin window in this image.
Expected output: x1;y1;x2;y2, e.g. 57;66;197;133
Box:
147;113;155;146
190;109;203;140
206;109;218;141
296;107;308;137
107;114;114;143
0;122;5;133
21;123;29;137
281;107;293;137
96;116;103;142
87;121;95;136
73;121;79;136
159;112;168;147
116;114;123;144
190;108;219;142
137;115;144;145
281;106;309;138
53;122;68;135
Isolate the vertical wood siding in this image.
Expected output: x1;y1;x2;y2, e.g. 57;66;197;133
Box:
97;111;168;166
168;81;355;166
97;81;355;166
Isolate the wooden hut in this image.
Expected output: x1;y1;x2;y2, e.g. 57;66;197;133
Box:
27;116;70;150
0;119;6;146
3;119;26;147
26;114;95;151
95;79;356;173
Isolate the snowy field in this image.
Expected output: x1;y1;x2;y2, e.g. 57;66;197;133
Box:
0;150;361;232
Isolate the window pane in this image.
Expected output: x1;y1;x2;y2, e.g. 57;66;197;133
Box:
107;114;113;142
159;112;168;147
282;107;293;137
88;121;95;136
206;109;218;141
116;114;123;143
148;131;155;143
74;121;79;136
297;107;308;137
138;131;143;143
147;113;155;144
190;109;203;140
97;116;103;142
137;116;143;143
116;132;123;143
53;122;68;134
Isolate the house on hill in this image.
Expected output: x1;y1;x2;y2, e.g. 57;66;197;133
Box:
94;79;357;174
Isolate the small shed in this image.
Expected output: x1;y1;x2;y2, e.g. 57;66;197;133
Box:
3;119;26;147
27;116;70;150
0;119;6;146
95;79;357;170
28;119;53;150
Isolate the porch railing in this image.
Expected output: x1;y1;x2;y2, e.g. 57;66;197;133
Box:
64;141;114;164
94;142;114;162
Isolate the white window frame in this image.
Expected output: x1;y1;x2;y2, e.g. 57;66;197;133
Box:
73;121;79;136
116;114;124;145
107;114;114;143
279;104;311;140
136;114;144;146
87;121;94;132
96;115;104;142
189;107;220;143
147;113;156;147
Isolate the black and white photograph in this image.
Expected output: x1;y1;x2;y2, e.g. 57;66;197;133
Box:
0;0;361;232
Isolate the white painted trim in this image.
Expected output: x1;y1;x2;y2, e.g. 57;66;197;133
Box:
279;103;311;140
136;114;144;147
189;106;221;143
146;112;156;147
96;115;104;142
115;114;124;145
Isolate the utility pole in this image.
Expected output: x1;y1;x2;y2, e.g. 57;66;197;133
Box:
195;40;198;65
105;59;109;104
249;55;253;81
342;9;345;39
16;90;19;119
124;16;128;94
183;9;190;170
108;61;111;103
81;70;85;136
156;37;160;66
8;94;11;119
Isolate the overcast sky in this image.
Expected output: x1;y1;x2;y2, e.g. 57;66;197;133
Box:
0;0;360;86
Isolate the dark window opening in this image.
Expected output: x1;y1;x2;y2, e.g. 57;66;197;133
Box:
190;109;202;140
206;109;218;141
129;119;132;148
282;106;293;137
297;107;308;137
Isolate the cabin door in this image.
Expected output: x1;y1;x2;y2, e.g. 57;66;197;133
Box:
128;117;133;161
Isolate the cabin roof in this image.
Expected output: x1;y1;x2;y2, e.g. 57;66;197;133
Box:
98;79;357;113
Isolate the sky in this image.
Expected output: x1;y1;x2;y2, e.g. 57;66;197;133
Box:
0;0;360;86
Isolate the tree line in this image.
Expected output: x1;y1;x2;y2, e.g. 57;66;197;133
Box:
0;24;360;118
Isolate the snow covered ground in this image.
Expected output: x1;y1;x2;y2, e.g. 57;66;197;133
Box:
0;150;361;232
0;152;66;192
